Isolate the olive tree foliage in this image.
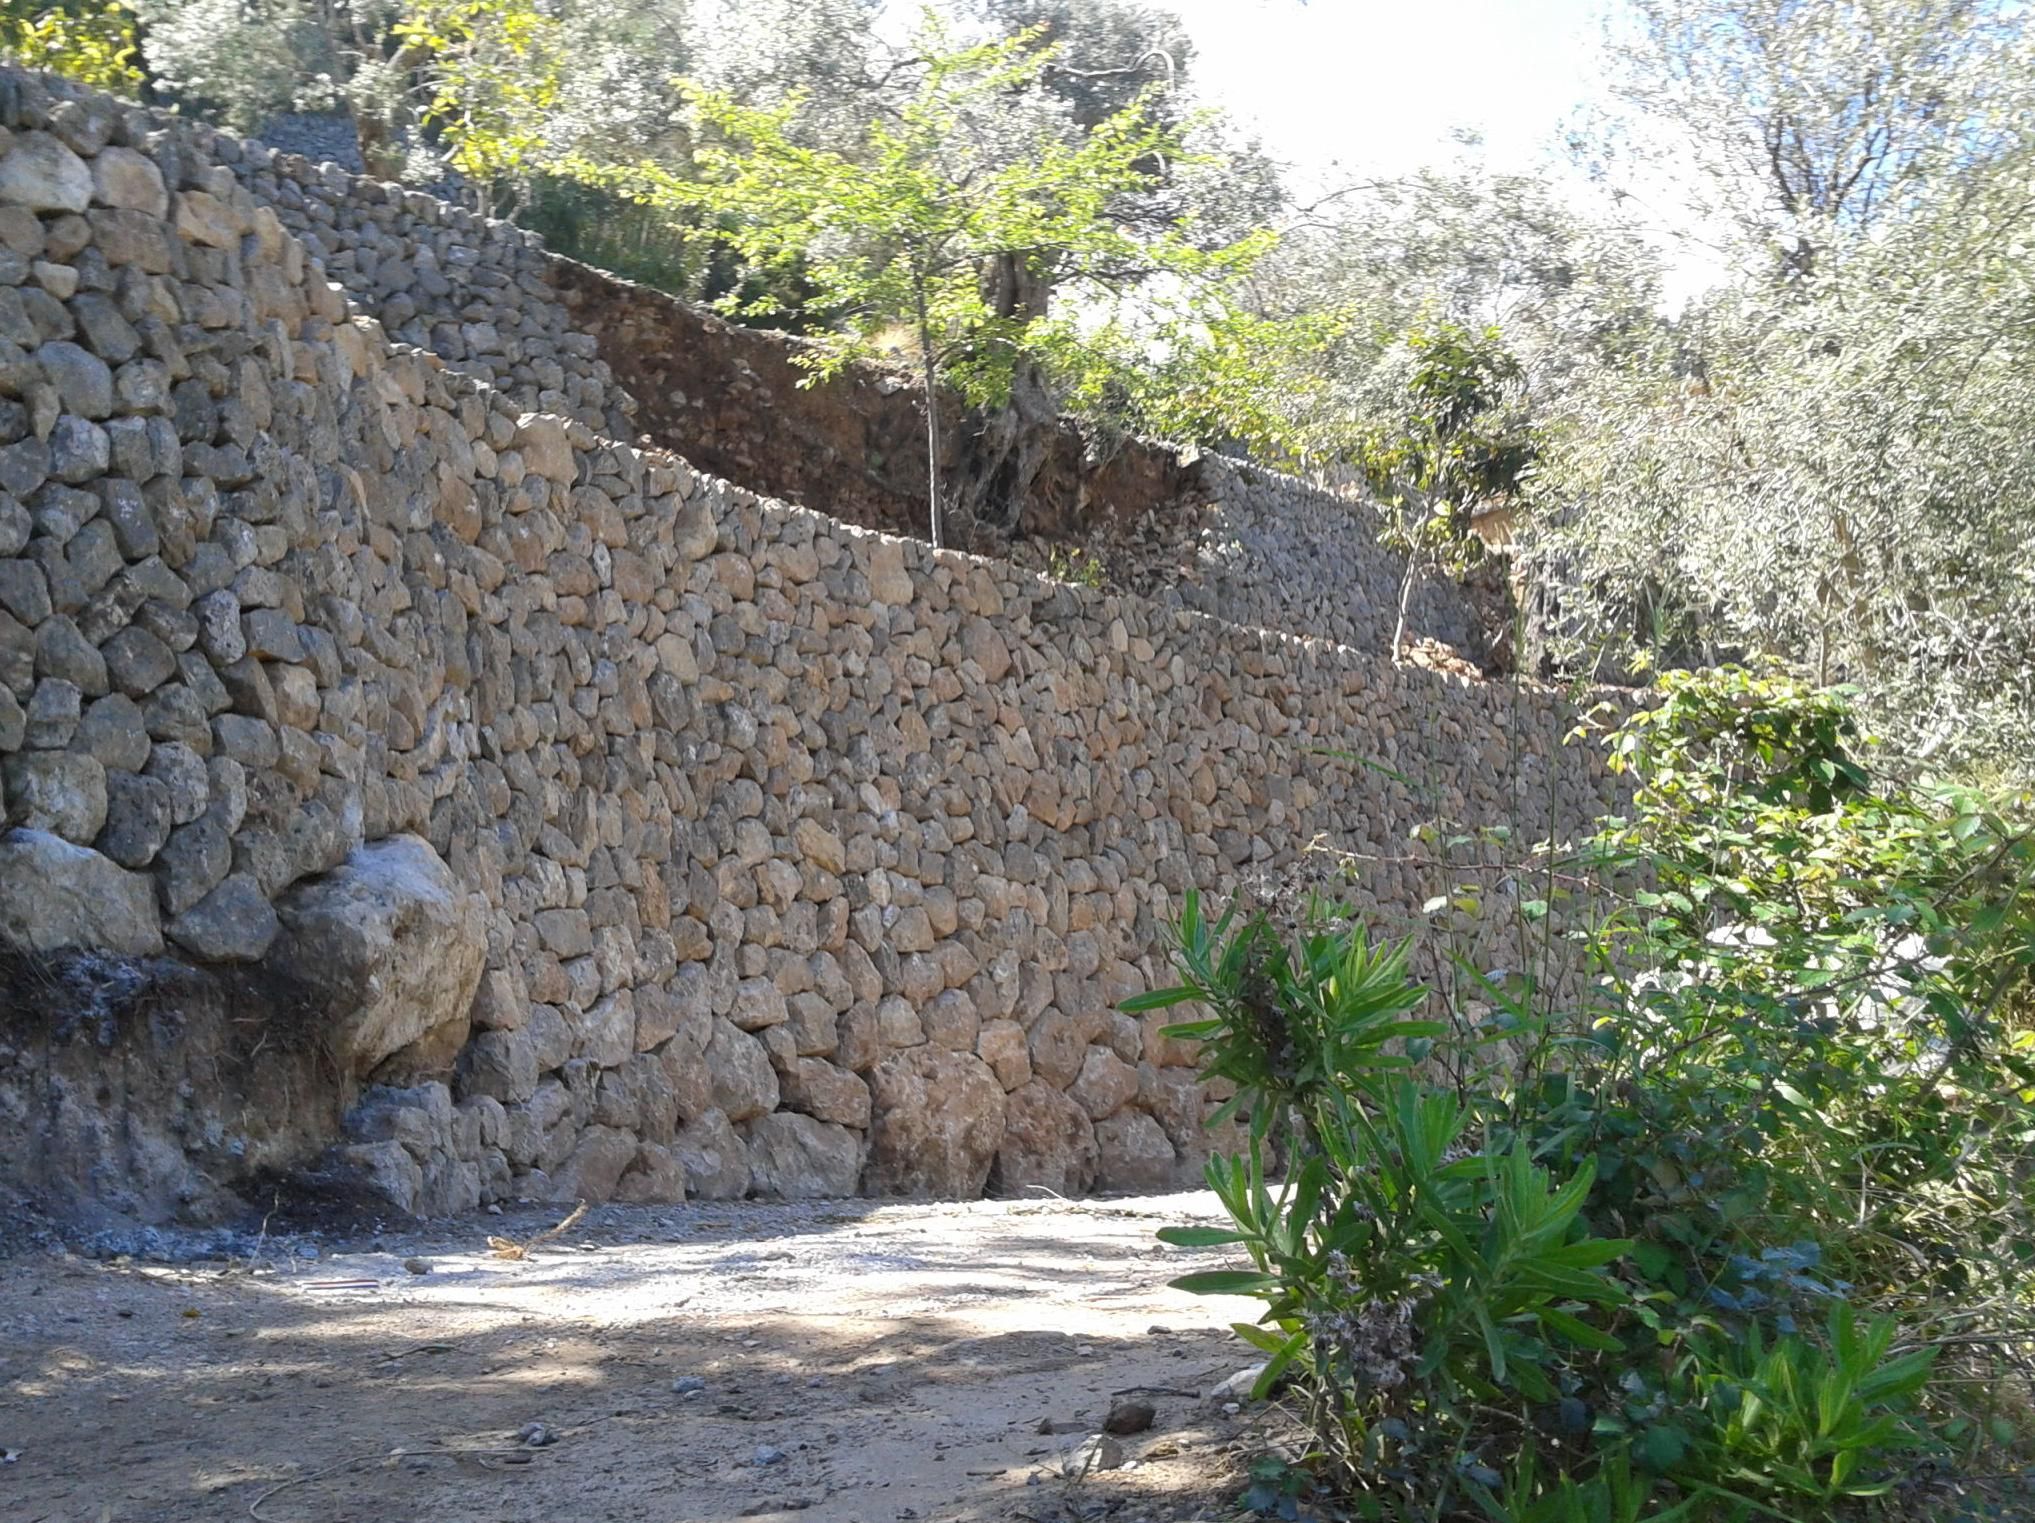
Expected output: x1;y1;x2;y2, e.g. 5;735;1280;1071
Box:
1533;203;2035;771
129;0;366;128
1225;164;1660;475
1594;0;2032;279
1528;0;2035;777
131;0;679;175
2;0;144;91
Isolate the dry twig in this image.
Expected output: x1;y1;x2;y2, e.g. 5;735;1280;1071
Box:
487;1201;588;1261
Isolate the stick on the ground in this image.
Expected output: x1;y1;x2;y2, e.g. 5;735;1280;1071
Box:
488;1201;588;1261
249;1446;547;1519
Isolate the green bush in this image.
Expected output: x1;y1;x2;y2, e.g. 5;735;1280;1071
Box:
1146;669;2035;1520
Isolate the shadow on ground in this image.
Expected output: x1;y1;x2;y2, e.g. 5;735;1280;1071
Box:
2;1193;1285;1523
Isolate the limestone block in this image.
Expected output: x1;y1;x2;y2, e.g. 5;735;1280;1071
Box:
992;1080;1097;1197
0;826;160;954
746;1112;862;1199
270;833;487;1080
865;1047;1006;1198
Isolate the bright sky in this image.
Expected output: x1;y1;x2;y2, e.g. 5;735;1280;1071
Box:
1161;0;1727;303
1164;0;1610;184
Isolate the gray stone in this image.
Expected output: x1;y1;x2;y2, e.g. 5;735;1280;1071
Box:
704;1017;778;1122
4;749;106;841
331;1140;423;1216
458;1027;542;1106
270;835;487;1080
548;1125;638;1202
22;677;79;748
35;342;111;419
241;606;303;662
101;625;177;696
613;1142;687;1203
0;439;47;499
92;147;168;217
673;1108;751;1200
46;415;109;482
1093;1111;1178;1194
0;133;93;214
167;873;279;962
193;589;244;663
156;807;232;915
96;767;171;868
143;740;209;824
746;1112;863;1199
74;692;149;770
36;615;106;693
210;713;277;768
0;558;50;625
29;482;96;543
0;492;32;554
0;826;160;954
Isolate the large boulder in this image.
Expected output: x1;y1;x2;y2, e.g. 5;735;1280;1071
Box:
1094;1111;1178;1194
704;1017;778;1121
268;835;486;1082
673;1107;751;1199
992;1080;1098;1197
0;828;161;955
865;1047;1007;1197
746;1112;863;1199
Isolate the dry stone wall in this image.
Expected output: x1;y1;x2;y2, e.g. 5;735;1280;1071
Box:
0;68;1620;1228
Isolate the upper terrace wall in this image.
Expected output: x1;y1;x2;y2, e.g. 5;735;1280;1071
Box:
191;115;1490;663
0;69;1606;1228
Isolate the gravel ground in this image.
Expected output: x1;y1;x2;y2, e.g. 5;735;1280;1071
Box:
1;1191;1283;1523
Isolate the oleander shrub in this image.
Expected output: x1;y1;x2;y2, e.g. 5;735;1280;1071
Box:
1147;669;2035;1520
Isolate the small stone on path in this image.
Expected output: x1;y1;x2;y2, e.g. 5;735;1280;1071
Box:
1104;1398;1155;1435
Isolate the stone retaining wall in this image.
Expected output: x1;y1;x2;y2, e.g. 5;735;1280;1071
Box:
0;69;1617;1227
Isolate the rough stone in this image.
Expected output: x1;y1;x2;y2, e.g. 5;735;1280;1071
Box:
1093;1111;1177;1194
270;835;487;1079
993;1080;1098;1198
167;873;280;963
4;748;105;841
746;1112;863;1199
673;1108;751;1200
614;1142;688;1203
703;1017;778;1122
0;132;92;213
865;1048;1007;1198
781;1058;871;1128
91;146;168;217
0;826;161;954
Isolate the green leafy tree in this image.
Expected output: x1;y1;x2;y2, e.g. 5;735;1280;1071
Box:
595;11;1267;548
2;0;142;92
392;0;561;214
1352;318;1532;662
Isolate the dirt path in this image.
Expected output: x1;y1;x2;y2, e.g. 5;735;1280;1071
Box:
1;1192;1277;1523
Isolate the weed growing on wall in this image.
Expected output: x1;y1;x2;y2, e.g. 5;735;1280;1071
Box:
1144;668;2035;1521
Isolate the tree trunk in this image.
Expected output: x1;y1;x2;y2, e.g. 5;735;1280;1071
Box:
913;278;942;550
949;252;1059;538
